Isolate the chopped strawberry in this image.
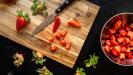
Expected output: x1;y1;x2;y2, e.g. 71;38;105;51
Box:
65;42;71;50
54;33;61;39
119;29;126;36
105;35;110;39
68;18;81;28
50;44;58;51
114;20;122;29
106;40;111;46
110;35;115;40
110;40;118;46
121;46;126;53
124;37;130;43
126;31;133;39
119;53;125;60
125;26;131;31
104;45;111;53
48;37;54;43
130;23;133;29
117;37;124;43
16;10;30;32
109;28;117;34
114;46;121;53
111;48;120;57
126;52;133;59
60;40;66;46
129;40;133;46
60;31;67;37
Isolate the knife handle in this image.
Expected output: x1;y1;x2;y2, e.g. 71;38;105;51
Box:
55;0;74;14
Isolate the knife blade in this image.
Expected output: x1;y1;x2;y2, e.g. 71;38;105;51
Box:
32;0;74;35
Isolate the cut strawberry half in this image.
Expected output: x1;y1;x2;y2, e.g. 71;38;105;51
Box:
110;35;115;40
60;40;66;46
111;48;120;57
54;33;61;40
48;37;54;43
65;42;71;50
50;44;58;52
114;20;122;29
119;53;125;60
121;46;126;53
109;28;117;34
106;40;111;46
119;29;126;36
110;40;118;46
104;45;111;53
114;46;121;53
126;52;133;59
117;37;124;43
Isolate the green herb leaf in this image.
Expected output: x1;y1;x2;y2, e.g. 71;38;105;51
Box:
36;66;53;75
75;68;86;75
84;53;99;68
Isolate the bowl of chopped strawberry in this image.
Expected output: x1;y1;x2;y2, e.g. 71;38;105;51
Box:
101;13;133;66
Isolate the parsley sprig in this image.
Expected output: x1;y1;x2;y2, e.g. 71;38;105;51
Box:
75;68;86;75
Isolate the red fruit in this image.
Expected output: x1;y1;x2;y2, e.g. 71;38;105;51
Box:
68;18;81;28
125;26;131;31
111;49;120;57
50;44;58;51
106;40;111;46
65;42;71;50
104;45;111;53
114;20;122;29
114;46;121;53
54;33;61;39
60;40;66;46
129;40;133;46
119;53;125;60
110;40;118;46
110;35;115;40
105;35;110;39
48;37;54;43
126;31;133;39
121;46;126;52
124;37;130;43
130;23;133;29
126;52;133;59
109;28;117;34
16;17;27;32
16;10;30;32
60;31;67;37
119;29;126;36
117;37;124;43
53;16;61;33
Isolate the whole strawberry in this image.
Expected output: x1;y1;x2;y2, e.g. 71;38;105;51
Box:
16;10;30;32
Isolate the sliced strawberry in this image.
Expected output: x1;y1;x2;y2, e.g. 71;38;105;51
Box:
106;40;111;46
114;46;121;53
50;44;58;52
68;18;81;28
119;29;126;36
125;25;131;31
105;35;110;39
130;23;133;29
109;28;117;34
121;46;126;53
111;48;120;57
65;42;71;50
117;37;124;43
104;45;111;53
126;52;133;59
129;40;133;46
48;37;54;43
60;40;66;46
54;33;61;40
124;37;130;43
114;20;122;29
110;40;118;46
60;31;67;37
119;53;125;60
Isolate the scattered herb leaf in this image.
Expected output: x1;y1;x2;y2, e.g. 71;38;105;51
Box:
84;53;99;68
75;68;86;75
36;66;53;75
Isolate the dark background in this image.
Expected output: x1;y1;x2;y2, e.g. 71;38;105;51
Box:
0;0;133;75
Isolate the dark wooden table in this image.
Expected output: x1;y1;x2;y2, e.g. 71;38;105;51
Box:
0;0;133;75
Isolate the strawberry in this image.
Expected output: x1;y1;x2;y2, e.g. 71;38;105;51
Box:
110;40;118;46
124;37;130;43
121;46;126;53
65;42;71;50
109;28;117;34
125;25;131;31
48;37;54;43
53;16;61;33
68;18;81;28
119;29;126;36
60;40;66;46
130;23;133;29
111;48;120;57
104;45;111;53
105;35;110;39
54;33;61;40
119;53;125;60
114;20;122;29
126;52;133;59
110;35;115;40
50;44;58;51
106;40;111;46
16;10;30;32
60;31;67;37
129;40;133;46
114;46;121;53
117;37;124;43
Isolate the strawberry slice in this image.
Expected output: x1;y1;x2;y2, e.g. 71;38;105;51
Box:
114;20;122;29
126;52;133;59
110;35;115;40
117;37;124;43
110;40;118;46
60;31;67;37
109;28;117;34
121;46;126;53
65;42;71;50
130;40;133;46
16;10;30;32
54;33;61;40
125;25;131;31
111;48;120;57
60;40;66;46
119;53;125;60
106;40;111;46
119;29;126;36
68;18;81;28
48;37;54;43
104;45;111;53
114;46;121;53
50;44;58;52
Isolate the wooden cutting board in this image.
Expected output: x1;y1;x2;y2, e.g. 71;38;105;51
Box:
0;0;100;68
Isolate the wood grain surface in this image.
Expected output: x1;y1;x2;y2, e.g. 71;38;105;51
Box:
0;0;100;68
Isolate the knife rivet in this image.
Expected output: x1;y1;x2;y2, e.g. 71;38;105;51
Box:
58;9;61;12
66;1;69;4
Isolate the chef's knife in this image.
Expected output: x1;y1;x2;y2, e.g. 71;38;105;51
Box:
32;0;74;35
